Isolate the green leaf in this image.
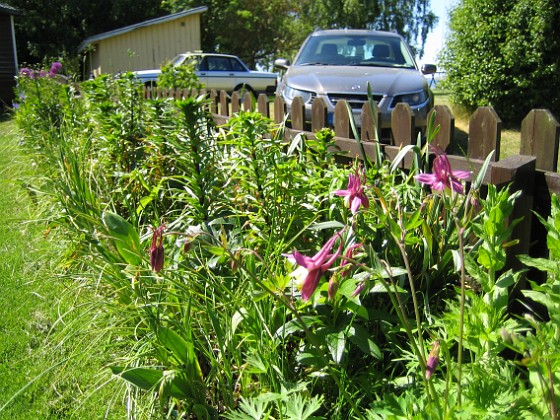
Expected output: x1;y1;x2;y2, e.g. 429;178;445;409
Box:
309;220;346;231
110;367;189;399
348;325;381;359
156;326;189;366
390;145;417;173
326;330;346;364
102;211;142;265
518;255;560;273
472;150;495;190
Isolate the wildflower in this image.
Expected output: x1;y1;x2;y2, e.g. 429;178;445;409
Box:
425;340;441;380
334;167;369;214
48;61;62;77
415;146;471;194
19;68;33;78
150;224;165;273
284;232;342;301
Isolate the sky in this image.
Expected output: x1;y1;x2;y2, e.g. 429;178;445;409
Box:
417;0;457;66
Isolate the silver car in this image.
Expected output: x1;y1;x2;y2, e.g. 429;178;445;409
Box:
274;29;436;134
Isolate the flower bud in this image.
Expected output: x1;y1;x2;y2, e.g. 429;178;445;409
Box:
150;225;165;273
425;340;440;380
328;278;339;300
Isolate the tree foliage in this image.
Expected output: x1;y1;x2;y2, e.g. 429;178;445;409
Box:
5;0;165;65
162;0;437;68
440;0;560;123
7;0;437;73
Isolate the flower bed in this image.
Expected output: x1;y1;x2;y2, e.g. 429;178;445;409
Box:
12;66;560;419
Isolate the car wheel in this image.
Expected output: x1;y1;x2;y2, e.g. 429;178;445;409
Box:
233;84;255;103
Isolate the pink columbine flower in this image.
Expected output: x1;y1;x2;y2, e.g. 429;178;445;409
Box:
150;224;165;273
284;232;342;301
334;167;369;214
415;146;471;194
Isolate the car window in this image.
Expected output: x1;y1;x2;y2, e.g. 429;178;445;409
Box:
295;34;416;68
206;57;231;71
229;58;246;72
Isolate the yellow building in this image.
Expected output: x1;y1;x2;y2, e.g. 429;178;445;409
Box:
78;6;207;77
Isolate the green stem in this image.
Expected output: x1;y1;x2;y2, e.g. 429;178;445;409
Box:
456;221;466;406
394;236;426;363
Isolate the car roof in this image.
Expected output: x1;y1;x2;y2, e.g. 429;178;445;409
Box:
310;29;404;39
183;52;240;59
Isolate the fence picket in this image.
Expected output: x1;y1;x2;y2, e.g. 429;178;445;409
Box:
391;103;415;146
360;102;381;142
311;97;328;132
429;105;454;152
520;109;560;171
334;100;351;139
257;94;269;117
291;96;305;131
468;106;501;161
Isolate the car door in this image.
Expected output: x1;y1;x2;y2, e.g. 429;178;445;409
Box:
197;56;239;92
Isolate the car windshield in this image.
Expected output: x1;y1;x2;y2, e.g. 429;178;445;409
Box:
171;54;200;68
293;34;417;69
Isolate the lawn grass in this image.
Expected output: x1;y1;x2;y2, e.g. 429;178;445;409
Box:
0;117;126;419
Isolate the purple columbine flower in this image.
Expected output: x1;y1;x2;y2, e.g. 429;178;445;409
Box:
284;232;342;301
334;167;369;214
415;146;471;194
150;224;165;273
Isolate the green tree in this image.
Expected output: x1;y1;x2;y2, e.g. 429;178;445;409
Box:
440;0;560;123
6;0;164;65
302;0;437;58
162;0;437;68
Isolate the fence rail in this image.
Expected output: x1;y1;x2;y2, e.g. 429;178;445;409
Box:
144;86;560;271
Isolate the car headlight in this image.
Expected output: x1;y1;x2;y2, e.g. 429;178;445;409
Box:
282;85;313;104
392;90;429;107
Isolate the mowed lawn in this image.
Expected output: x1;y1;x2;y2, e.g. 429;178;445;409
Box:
0;118;125;419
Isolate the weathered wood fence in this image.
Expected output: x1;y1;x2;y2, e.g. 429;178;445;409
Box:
144;86;560;271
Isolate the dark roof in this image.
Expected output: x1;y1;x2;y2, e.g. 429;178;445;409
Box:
0;3;20;15
78;6;207;52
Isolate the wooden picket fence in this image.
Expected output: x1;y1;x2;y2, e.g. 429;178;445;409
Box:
144;86;560;272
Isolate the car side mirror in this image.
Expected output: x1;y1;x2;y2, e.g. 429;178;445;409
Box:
421;64;437;75
274;58;290;70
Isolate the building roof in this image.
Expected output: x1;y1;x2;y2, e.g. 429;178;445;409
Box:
77;6;207;52
0;2;21;15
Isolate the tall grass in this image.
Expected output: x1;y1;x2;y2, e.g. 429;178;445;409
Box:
0;118;127;418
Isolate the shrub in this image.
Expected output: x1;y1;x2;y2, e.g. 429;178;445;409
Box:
440;0;560;123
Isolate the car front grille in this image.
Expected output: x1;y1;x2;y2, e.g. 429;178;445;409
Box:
327;93;383;110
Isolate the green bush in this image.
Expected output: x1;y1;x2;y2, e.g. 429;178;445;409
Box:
440;0;560;123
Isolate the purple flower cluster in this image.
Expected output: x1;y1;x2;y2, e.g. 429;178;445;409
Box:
19;61;63;79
